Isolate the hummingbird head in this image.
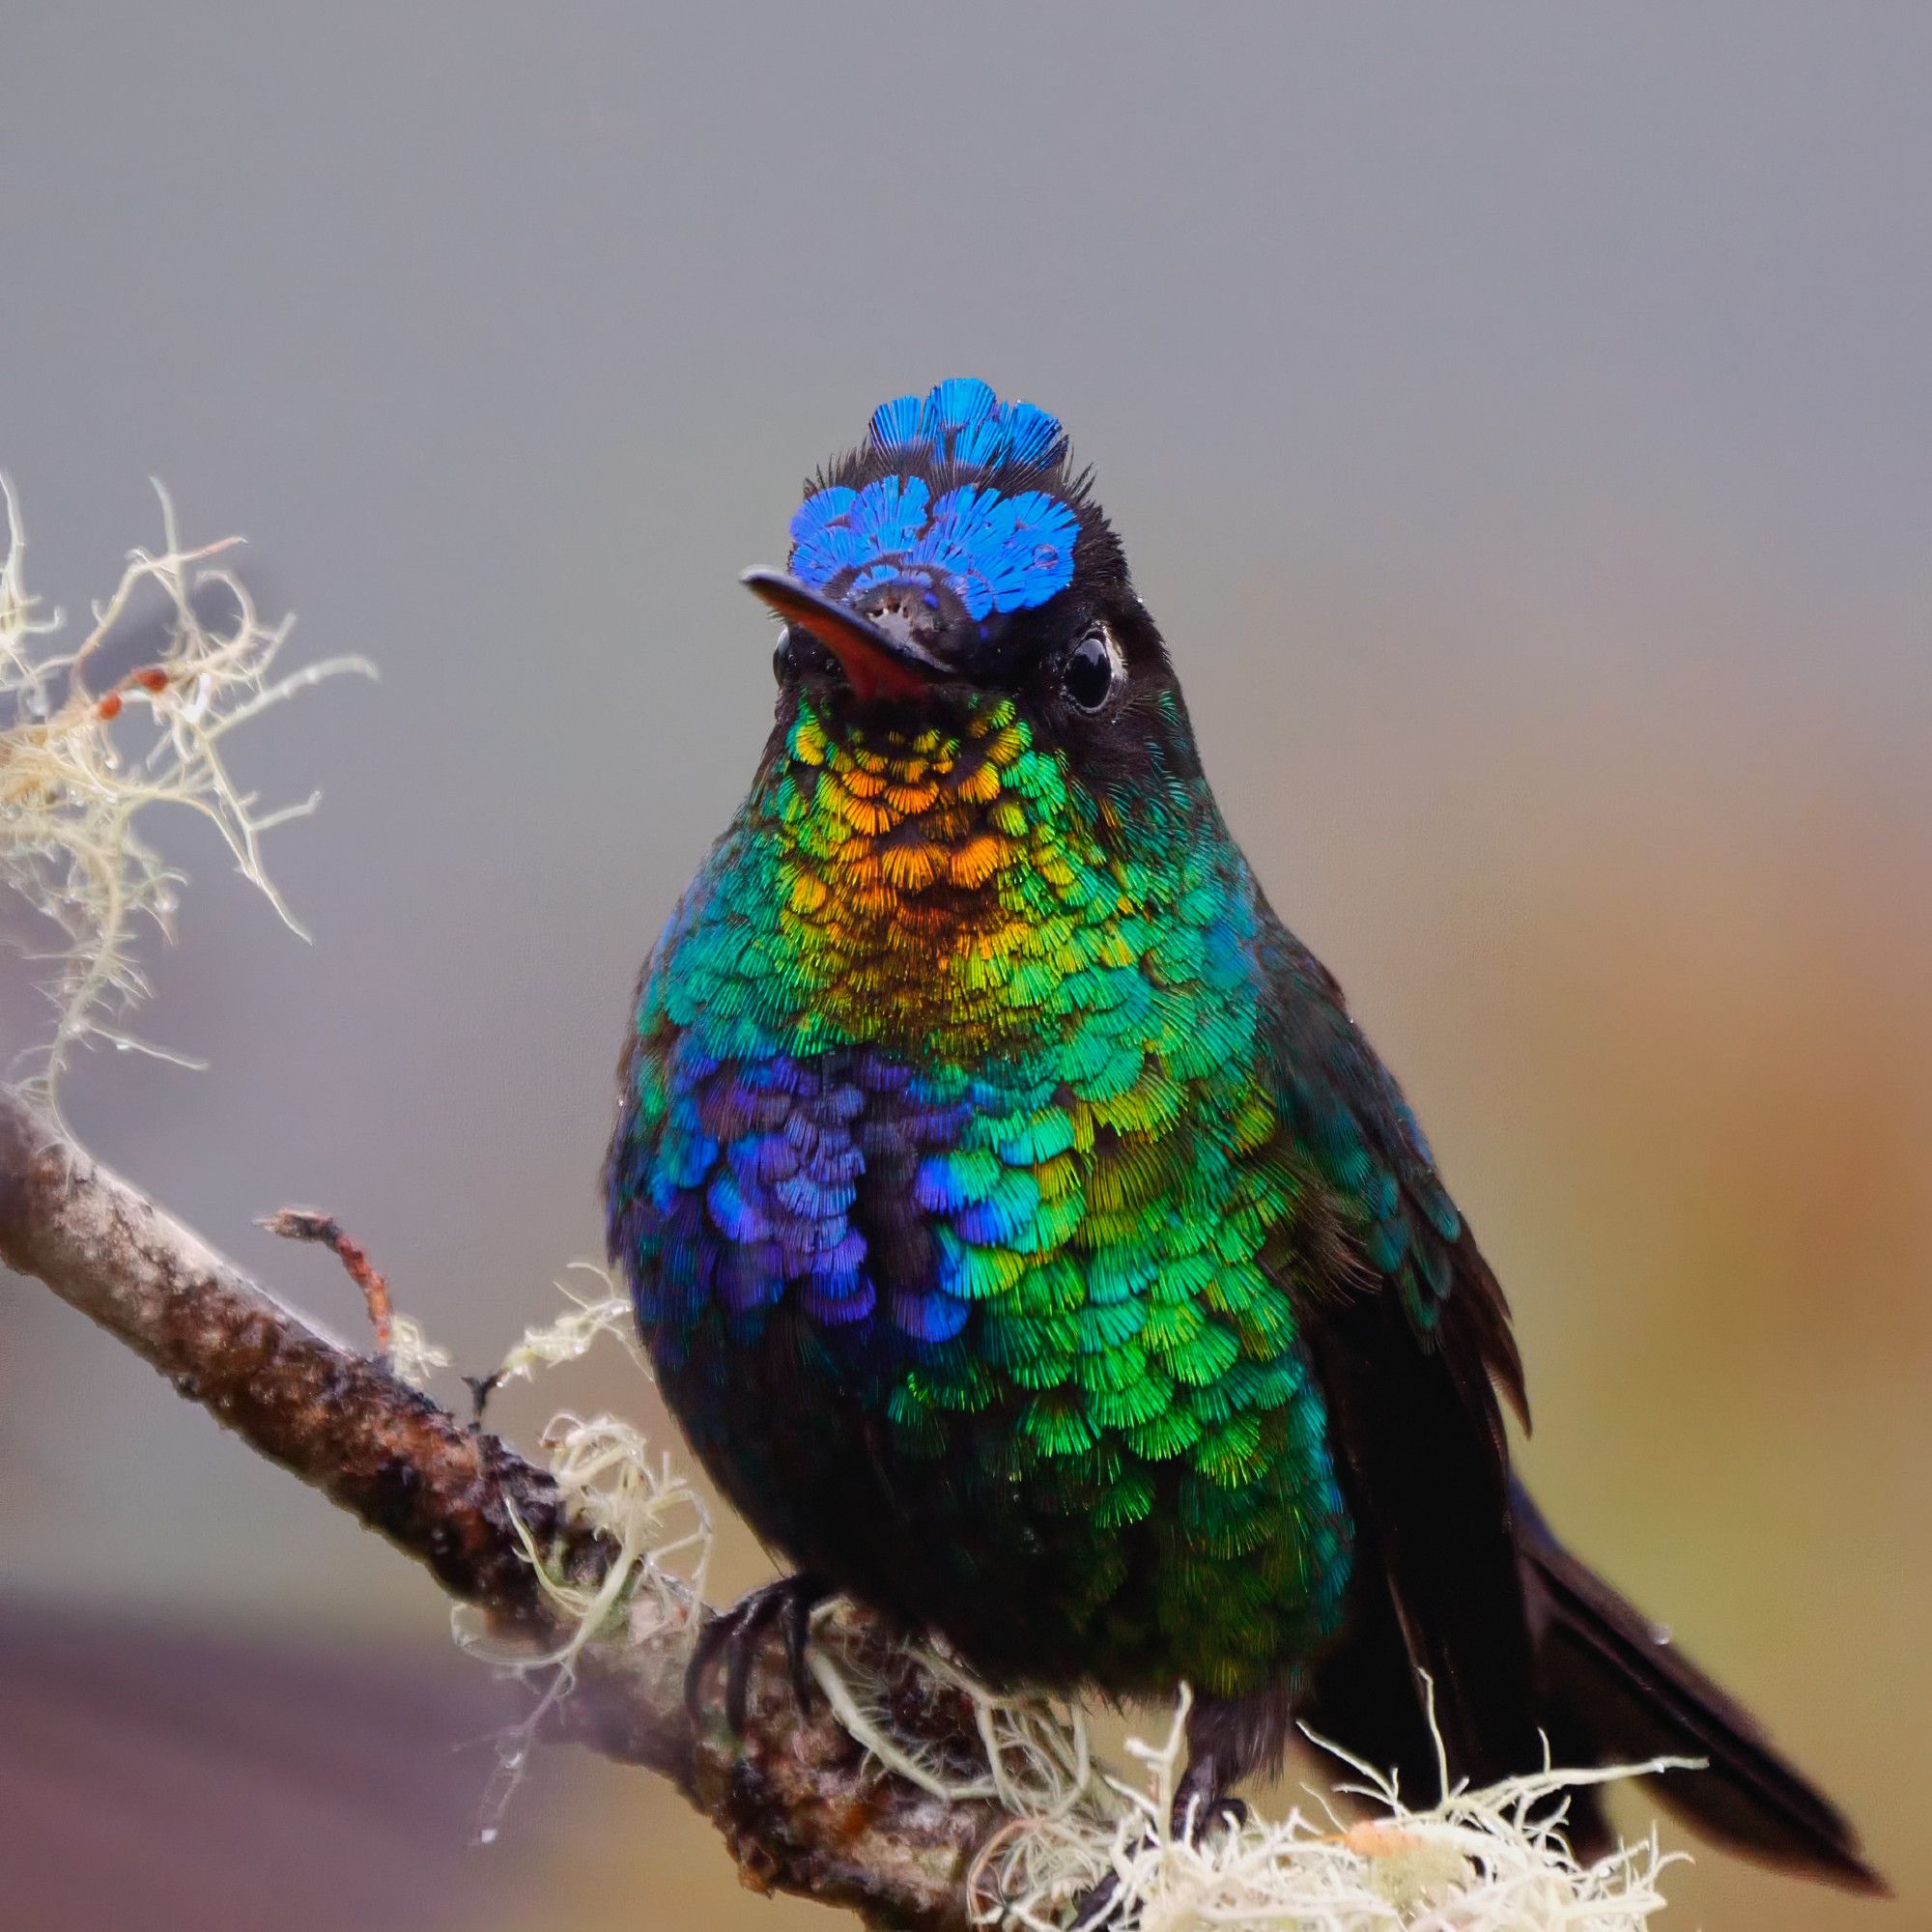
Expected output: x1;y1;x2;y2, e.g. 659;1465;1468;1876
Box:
728;382;1233;1056
748;379;1196;790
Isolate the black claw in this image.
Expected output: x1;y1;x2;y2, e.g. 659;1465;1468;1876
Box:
724;1606;759;1732
1171;1752;1247;1842
683;1605;738;1724
684;1574;829;1734
780;1583;818;1713
1197;1793;1248;1834
1069;1871;1126;1931
1071;1768;1244;1932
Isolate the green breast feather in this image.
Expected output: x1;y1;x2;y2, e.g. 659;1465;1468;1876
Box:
609;691;1355;1690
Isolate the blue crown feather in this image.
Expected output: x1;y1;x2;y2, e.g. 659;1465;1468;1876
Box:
790;380;1080;620
867;378;1068;473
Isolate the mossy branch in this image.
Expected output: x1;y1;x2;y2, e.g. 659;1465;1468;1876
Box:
0;1082;1006;1928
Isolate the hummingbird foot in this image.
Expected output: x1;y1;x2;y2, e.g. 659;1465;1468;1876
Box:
1170;1749;1250;1840
1068;1750;1251;1929
685;1572;830;1734
1068;1872;1128;1931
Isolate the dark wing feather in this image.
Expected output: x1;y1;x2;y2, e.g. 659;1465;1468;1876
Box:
1254;913;1884;1889
1257;909;1539;1785
1513;1483;1886;1890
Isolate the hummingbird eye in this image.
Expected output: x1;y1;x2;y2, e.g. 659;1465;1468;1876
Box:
774;624;835;685
1062;628;1121;713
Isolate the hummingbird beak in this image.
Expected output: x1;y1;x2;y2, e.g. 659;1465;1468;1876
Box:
742;569;950;702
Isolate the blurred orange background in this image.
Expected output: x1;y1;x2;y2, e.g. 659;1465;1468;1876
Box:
4;8;1927;1927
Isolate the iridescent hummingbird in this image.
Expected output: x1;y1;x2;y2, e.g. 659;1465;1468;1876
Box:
605;379;1878;1887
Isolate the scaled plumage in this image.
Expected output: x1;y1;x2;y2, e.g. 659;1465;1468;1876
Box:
606;379;1879;1890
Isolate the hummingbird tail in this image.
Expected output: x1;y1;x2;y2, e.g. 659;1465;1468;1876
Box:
1511;1480;1886;1892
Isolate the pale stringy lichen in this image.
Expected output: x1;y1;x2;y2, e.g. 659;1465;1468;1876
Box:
454;1265;703;1676
487;1260;645;1387
0;473;373;1113
384;1313;454;1389
446;1271;712;1843
961;1682;1693;1931
789;1617;1690;1927
807;1613;1113;1824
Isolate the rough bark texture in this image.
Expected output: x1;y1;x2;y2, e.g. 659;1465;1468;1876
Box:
0;1087;1006;1929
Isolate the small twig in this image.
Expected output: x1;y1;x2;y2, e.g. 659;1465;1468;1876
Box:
466;1370;504;1422
260;1205;393;1349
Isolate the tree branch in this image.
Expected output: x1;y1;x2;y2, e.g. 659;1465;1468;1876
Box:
0;1085;1005;1929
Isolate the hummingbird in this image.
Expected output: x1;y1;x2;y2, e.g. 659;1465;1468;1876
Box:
606;379;1878;1888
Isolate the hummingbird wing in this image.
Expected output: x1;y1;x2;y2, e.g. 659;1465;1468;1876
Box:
1255;909;1541;1785
1254;915;1884;1887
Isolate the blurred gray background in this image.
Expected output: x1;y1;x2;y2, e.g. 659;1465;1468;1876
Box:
3;6;1928;1926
